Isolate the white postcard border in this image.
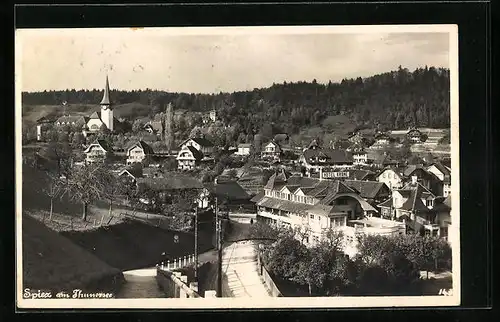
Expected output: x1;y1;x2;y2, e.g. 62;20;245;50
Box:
15;24;460;309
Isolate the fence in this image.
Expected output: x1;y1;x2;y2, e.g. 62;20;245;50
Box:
156;254;218;298
256;251;283;297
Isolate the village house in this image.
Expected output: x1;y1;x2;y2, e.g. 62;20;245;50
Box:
83;139;112;164
407;128;424;143
352;150;395;168
426;162;452;197
299;140;354;176
373;132;392;145
176;146;212;171
235;143;252;156
143;114;163;135
402;164;435;191
119;167;210;209
126;141;155;165
261;140;282;161
176;137;216;171
206;178;253;212
251;169;405;256
179;137;215;155
377;178;451;239
376;167;406;190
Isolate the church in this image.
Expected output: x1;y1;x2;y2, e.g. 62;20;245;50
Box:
83;75;116;134
37;75;118;141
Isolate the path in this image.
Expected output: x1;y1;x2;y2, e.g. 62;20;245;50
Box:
221;216;271;298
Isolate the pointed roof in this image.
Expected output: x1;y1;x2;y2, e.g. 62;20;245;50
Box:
89;111;101;119
100;75;111;105
127;140;155;155
397;182;435;212
83;139;112;153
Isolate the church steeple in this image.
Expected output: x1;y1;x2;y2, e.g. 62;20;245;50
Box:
100;75;111;106
100;75;114;132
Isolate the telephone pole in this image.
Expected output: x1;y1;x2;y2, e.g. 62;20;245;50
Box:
194;204;199;282
215;178;223;297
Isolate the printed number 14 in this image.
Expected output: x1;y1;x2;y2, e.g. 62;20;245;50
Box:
439;289;453;296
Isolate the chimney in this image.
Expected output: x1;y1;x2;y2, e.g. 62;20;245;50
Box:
411;175;418;184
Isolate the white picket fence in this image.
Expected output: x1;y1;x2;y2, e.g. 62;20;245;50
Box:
156;253;218;298
158;254;196;271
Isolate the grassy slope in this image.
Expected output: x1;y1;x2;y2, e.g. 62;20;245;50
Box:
22;215;124;292
22;163;126;231
61;220;215;271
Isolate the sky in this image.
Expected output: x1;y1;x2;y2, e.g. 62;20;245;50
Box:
17;26;454;94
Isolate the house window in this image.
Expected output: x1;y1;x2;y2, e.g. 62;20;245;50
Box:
426;199;434;207
287;194;291;201
310;214;315;219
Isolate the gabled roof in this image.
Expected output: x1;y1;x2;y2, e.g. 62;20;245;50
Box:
351;169;376;181
376;166;405;179
397;182;435;212
205;180;250;201
432;196;451;212
55;115;86;125
136;173;203;191
344;180;389;199
302;148;353;164
127;141;155;155
250;191;265;203
83;139;111;153
321;192;378;212
307;139;320;149
119;167;144;179
263;169;292;189
255;196;311;214
403;164;428;177
378;198;393;208
238;143;252;148
318;181;357;205
428;162;452;177
180;146;204;161
88;111;101;120
180;137;214;148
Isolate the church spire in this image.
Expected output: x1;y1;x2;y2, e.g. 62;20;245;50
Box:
100;75;111;106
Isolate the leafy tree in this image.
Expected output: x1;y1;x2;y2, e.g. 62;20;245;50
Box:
132;119;145;133
264;232;309;280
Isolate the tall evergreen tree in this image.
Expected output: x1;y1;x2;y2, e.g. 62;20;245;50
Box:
164;102;174;154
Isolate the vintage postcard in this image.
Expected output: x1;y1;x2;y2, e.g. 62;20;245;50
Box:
16;25;460;309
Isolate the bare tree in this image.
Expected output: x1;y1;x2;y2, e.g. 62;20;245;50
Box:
42;173;64;221
62;163;114;221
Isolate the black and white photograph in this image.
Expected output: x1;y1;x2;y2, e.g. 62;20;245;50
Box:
16;25;459;308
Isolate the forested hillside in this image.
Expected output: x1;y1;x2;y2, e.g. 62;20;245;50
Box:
22;66;450;135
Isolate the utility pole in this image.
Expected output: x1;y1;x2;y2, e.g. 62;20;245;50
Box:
214;178;223;297
194;202;199;282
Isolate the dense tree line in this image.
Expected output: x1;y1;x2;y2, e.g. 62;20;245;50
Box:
22;66;450;138
249;222;452;296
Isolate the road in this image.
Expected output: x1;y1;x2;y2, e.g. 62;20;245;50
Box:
221;215;271;298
